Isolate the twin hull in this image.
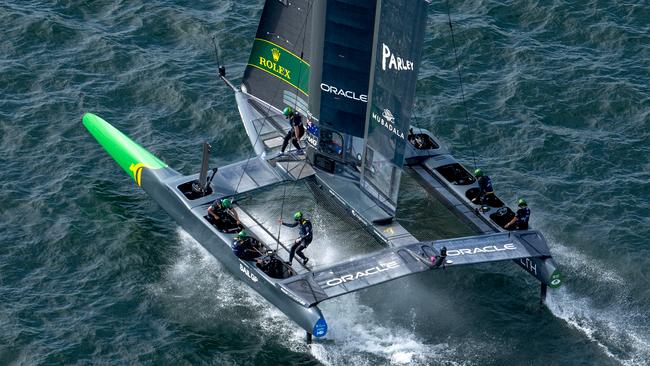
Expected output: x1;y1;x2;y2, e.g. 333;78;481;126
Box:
139;168;326;336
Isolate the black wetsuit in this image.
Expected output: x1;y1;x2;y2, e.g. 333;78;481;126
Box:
281;113;305;153
475;175;495;204
513;206;530;230
282;218;313;264
231;238;261;260
208;200;229;220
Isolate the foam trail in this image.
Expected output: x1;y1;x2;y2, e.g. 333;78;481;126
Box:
310;296;467;366
546;238;650;366
154;228;485;365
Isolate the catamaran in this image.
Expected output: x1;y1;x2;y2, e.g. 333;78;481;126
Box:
83;0;562;342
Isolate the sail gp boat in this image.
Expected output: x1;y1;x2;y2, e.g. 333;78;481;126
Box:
83;0;562;342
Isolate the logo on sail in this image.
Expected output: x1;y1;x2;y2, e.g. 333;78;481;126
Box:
259;48;291;79
382;109;395;124
371;108;404;139
247;38;310;95
381;43;414;71
320;83;367;103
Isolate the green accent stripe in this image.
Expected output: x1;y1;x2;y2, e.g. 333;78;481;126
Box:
247;64;309;97
82;113;167;183
247;38;310;95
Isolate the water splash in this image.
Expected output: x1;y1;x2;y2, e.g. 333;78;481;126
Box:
546;238;650;366
154;228;485;365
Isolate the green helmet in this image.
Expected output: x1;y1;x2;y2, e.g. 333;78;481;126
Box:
221;198;232;208
517;198;527;206
236;230;247;239
283;106;293;117
293;211;303;221
474;168;484;177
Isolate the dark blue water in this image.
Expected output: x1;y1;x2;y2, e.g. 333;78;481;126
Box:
1;1;648;365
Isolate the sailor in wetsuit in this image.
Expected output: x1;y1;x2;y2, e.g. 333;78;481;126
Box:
231;230;262;260
280;107;305;154
280;211;313;265
472;168;495;205
207;198;240;226
408;128;426;149
256;255;292;279
505;198;530;230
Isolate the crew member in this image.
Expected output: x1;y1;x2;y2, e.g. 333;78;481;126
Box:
472;168;495;205
208;198;240;225
256;255;292;279
231;230;262;260
279;211;313;265
505;198;530;230
280;106;305;154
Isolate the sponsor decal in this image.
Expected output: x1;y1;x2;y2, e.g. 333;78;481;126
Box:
381;43;414;71
247;38;310;95
271;47;280;62
551;278;561;286
519;257;537;275
323;261;400;287
549;271;562;288
240;263;258;283
371;109;405;139
320;83;367;102
129;163;149;187
446;243;517;256
382;109;395;123
313;317;328;337
259;49;291;79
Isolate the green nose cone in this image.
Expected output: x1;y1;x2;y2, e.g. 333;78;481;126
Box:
82;113;167;185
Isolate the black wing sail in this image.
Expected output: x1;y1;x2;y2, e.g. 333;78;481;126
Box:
309;0;377;139
279;230;558;307
242;0;313;114
360;0;429;214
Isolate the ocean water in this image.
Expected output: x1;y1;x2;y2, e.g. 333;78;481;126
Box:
1;1;649;365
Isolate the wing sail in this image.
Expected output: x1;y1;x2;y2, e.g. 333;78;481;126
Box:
278;230;554;307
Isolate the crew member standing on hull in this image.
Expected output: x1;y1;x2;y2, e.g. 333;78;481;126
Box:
280;106;305;154
505;198;530;230
472;168;495;205
279;211;313;265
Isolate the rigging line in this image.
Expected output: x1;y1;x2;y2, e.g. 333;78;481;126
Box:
277;0;315;241
291;0;313;111
445;0;478;170
276;182;289;250
233;116;265;194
